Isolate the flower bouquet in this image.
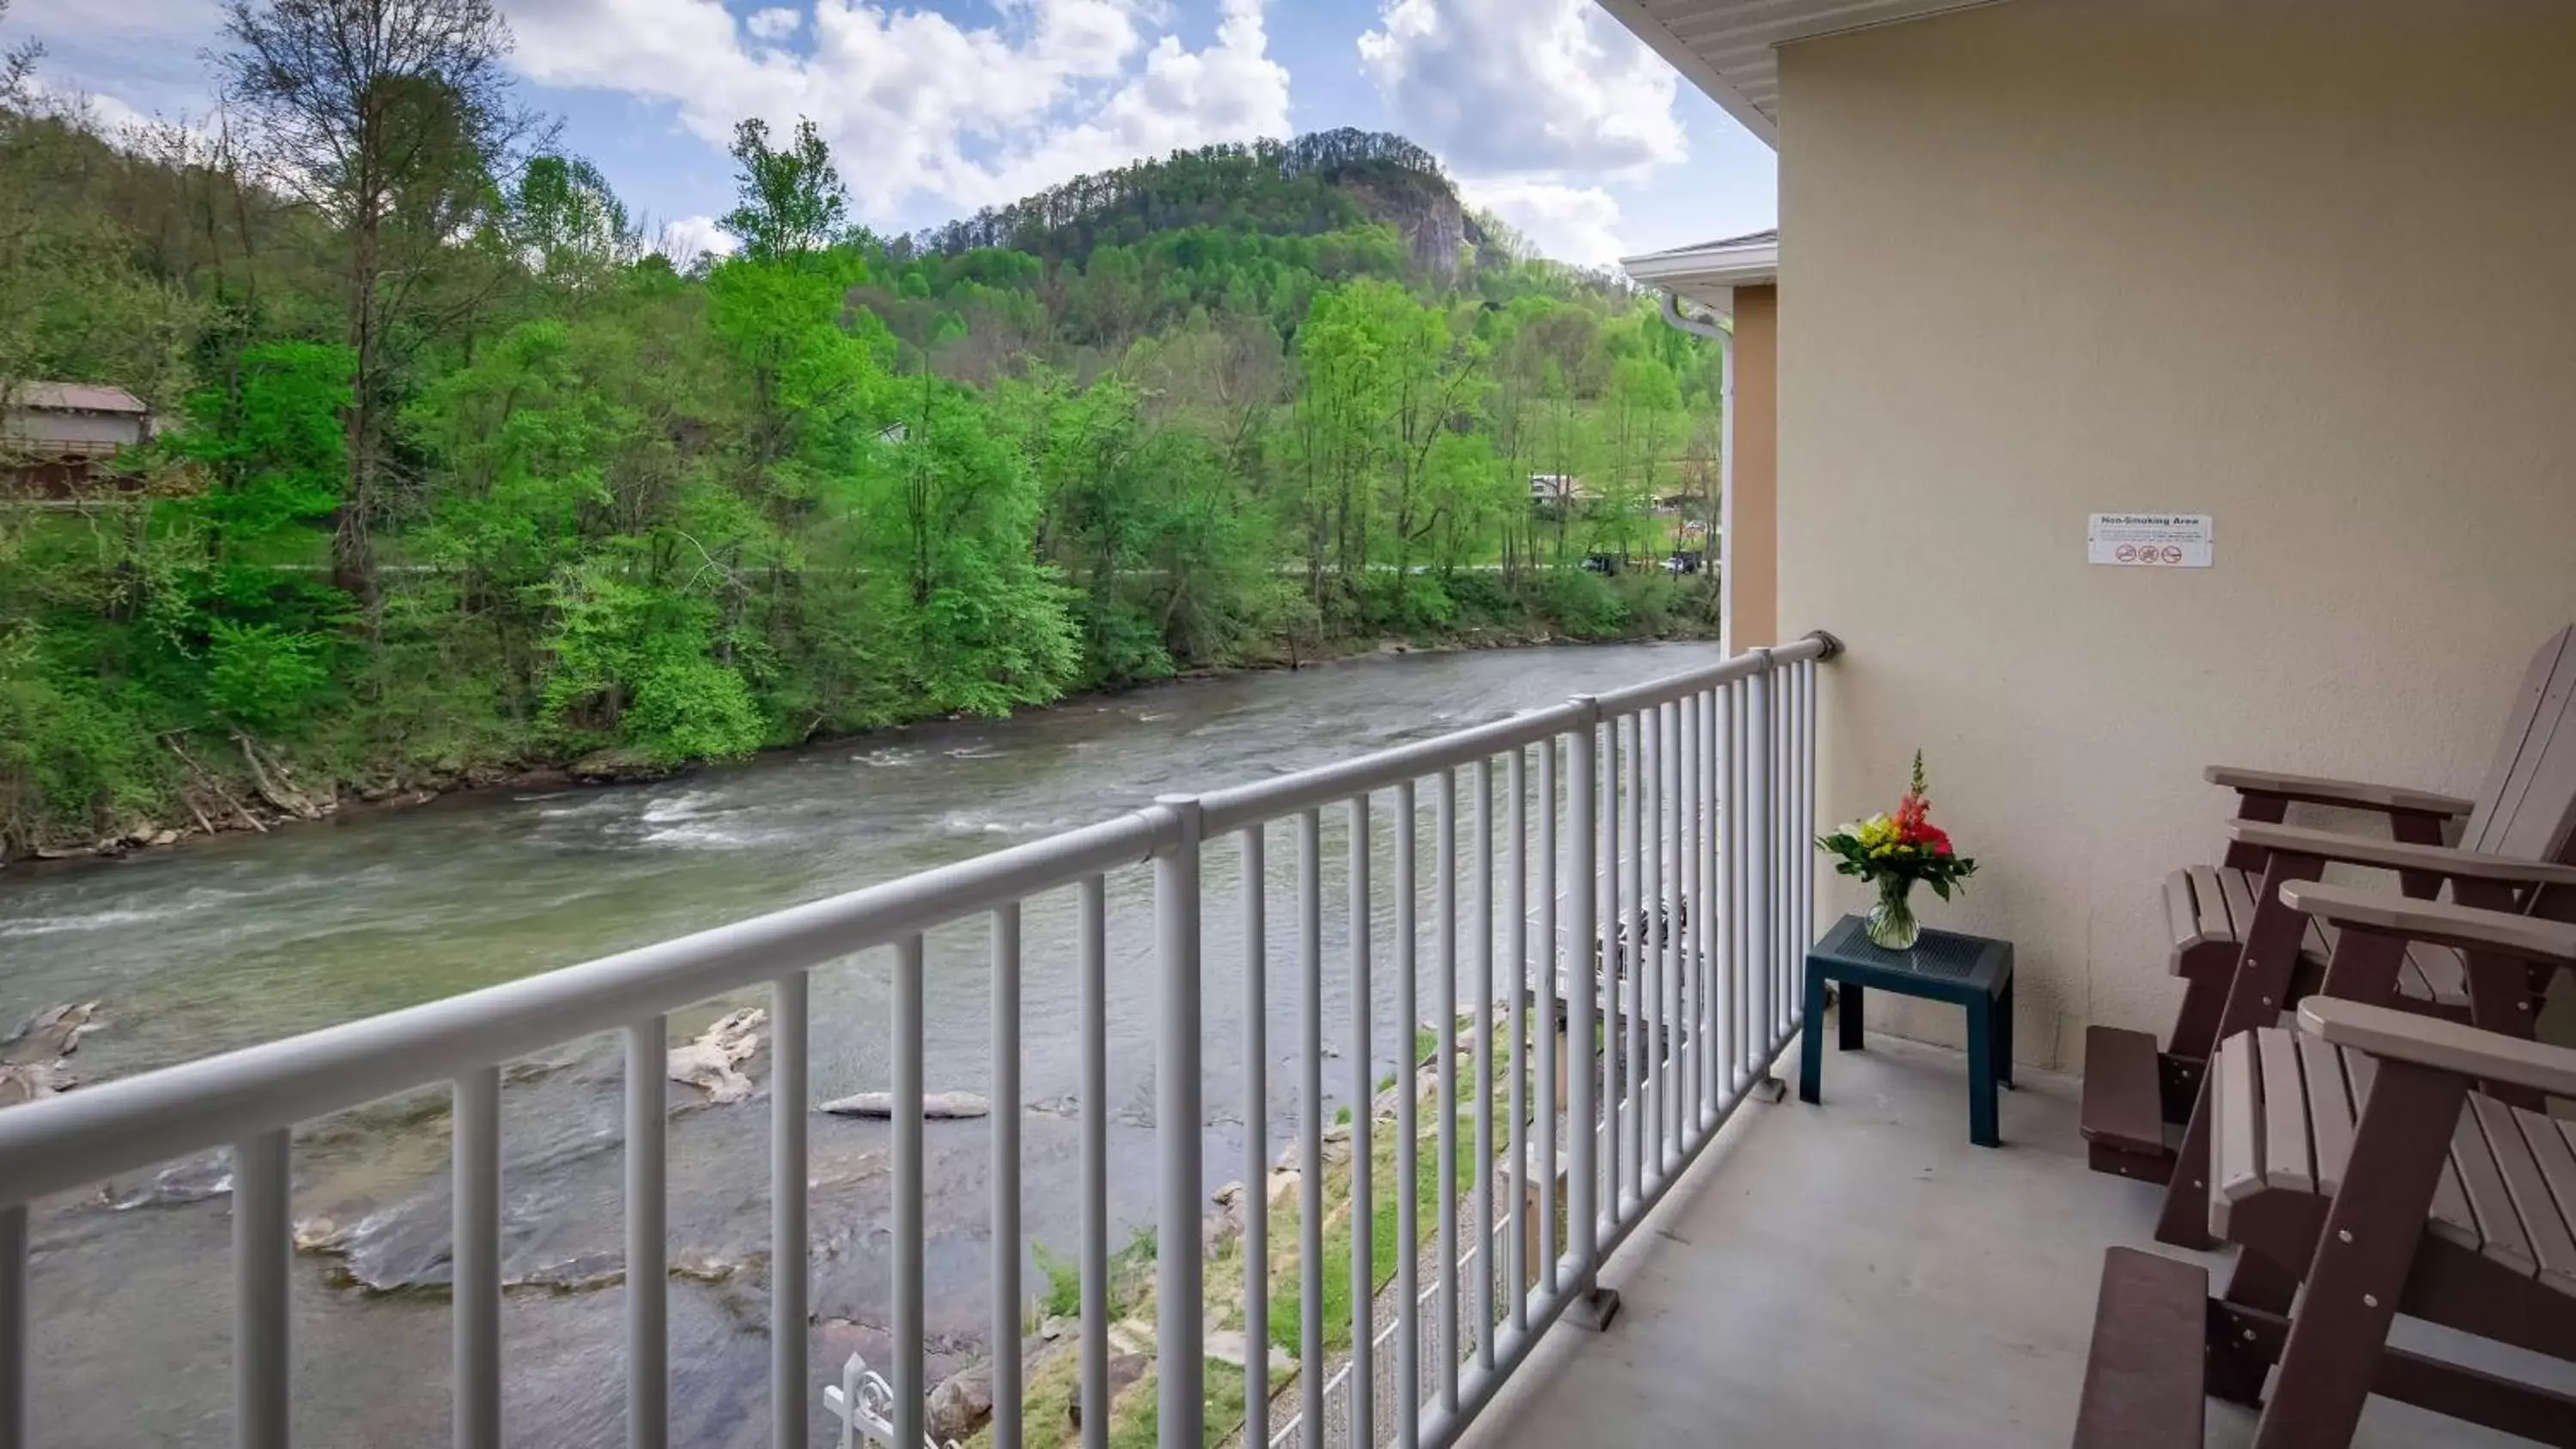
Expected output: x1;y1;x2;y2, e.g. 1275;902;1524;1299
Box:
1817;751;1978;949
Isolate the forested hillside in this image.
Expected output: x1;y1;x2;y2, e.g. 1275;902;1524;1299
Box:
0;0;1724;859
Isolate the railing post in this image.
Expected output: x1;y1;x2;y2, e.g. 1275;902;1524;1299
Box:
890;941;926;1449
1154;795;1206;1449
454;1067;502;1449
991;906;1024;1449
235;1128;293;1449
1563;698;1615;1330
1747;657;1774;1069
1;1203;23;1449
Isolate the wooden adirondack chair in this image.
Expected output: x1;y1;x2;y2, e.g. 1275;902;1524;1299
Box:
2191;885;2576;1447
2073;885;2576;1449
2080;626;2576;1240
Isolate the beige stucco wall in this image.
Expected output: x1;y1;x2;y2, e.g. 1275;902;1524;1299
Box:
1775;0;2576;1067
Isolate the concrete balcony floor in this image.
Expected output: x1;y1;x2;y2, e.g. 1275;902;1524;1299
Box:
1461;1028;2574;1449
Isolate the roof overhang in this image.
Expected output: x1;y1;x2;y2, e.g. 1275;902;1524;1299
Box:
1591;0;2006;148
1621;229;1777;317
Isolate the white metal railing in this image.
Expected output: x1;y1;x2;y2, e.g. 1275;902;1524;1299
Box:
0;632;1834;1449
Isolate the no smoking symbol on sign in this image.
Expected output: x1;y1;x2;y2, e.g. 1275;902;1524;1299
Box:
2160;545;2185;564
2115;543;2139;563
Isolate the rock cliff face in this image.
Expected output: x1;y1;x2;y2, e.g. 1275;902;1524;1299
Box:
1342;173;1471;277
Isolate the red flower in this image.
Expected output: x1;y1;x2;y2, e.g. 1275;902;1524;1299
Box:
1923;826;1953;855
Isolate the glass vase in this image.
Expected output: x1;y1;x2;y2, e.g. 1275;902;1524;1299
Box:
1867;876;1921;950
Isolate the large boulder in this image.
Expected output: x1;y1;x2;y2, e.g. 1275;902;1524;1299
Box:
667;1007;765;1104
925;1361;993;1444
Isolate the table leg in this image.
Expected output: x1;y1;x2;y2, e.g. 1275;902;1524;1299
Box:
1799;967;1826;1105
1966;997;2000;1148
1996;979;2015;1088
1837;981;1864;1051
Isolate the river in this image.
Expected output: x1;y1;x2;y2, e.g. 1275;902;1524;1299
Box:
0;641;1715;1448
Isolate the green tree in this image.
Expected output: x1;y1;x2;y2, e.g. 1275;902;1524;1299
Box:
217;0;538;609
718;117;849;263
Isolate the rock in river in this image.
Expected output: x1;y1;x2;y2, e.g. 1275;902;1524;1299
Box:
0;1000;106;1106
668;1006;766;1104
817;1090;991;1119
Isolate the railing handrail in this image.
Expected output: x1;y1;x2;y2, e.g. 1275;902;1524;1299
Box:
0;638;1832;1207
1197;634;1832;837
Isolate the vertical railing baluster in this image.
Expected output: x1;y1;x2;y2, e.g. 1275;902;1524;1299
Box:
1623;712;1644;1206
1506;746;1529;1335
1804;662;1820;1018
1078;878;1110;1449
1434;769;1460;1413
2;1202;24;1449
1241;828;1270;1449
1297;809;1326;1446
236;1127;293;1449
1703;688;1721;1113
454;1066;502;1449
1669;705;1690;1168
1155;797;1206;1449
1747;666;1773;1062
1566;703;1600;1292
992;906;1024;1449
1639;712;1662;1179
1727;682;1747;1091
772;972;810;1449
1346;792;1373;1449
892;939;927;1449
1598;711;1619;1225
1681;694;1702;1131
626;1019;668;1449
1394;780;1419;1448
1471;757;1496;1372
1776;665;1793;1040
1537;736;1560;1300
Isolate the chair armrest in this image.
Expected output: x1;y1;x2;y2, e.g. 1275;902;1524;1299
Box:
2227;821;2576;886
2278;880;2576;964
2297;995;2576;1100
2204;765;2473;817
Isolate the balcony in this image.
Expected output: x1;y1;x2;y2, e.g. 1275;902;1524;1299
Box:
5;634;2572;1449
2;640;1830;1449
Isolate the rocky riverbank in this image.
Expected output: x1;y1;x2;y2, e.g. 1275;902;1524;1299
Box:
1;625;1714;870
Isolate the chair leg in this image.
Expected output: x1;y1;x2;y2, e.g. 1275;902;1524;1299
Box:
2154;1076;2218;1249
2253;1061;2467;1449
2206;1249;2299;1406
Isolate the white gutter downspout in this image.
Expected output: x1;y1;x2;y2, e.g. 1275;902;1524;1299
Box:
1658;292;1735;657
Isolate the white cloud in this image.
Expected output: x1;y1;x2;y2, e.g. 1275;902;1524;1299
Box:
654;215;739;263
1458;178;1625;266
503;0;1291;221
743;7;800;42
1357;0;1683;179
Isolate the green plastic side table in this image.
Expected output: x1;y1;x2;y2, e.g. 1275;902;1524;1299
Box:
1800;914;2015;1146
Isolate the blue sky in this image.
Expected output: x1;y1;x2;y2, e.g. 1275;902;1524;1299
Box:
10;0;1777;266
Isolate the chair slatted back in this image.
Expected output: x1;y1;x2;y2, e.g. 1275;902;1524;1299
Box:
2459;626;2576;868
